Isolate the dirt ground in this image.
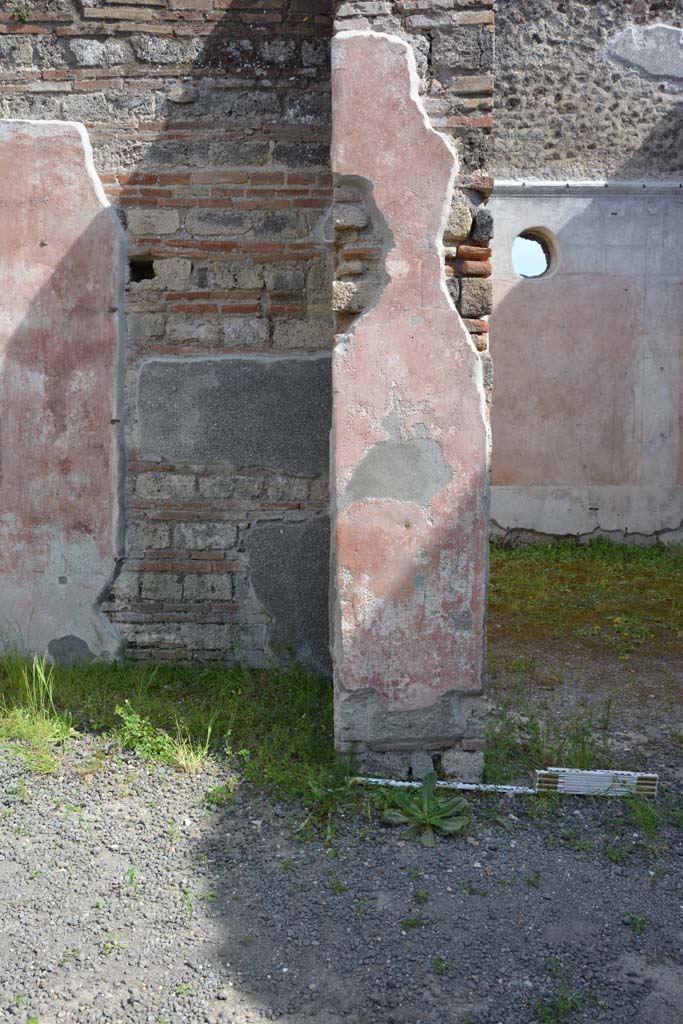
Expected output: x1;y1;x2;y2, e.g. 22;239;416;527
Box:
1;542;682;1024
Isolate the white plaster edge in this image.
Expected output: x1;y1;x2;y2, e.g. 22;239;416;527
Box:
331;31;487;372
139;351;332;365
494;179;683;196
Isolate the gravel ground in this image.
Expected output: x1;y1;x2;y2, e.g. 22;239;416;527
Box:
1;735;682;1024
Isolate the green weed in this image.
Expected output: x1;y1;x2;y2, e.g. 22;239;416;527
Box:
0;655;350;822
547;956;564;979
102;932;125;956
534;985;582;1023
115;701;212;773
400;914;431;931
625;913;648;936
461;881;488;896
489;538;683;657
485;698;610;785
123;866;142;896
11;3;30;22
433;956;450;976
563;829;594;853
0;655;75;772
383;772;470;847
626;796;661;836
203;782;235;808
58;947;80;967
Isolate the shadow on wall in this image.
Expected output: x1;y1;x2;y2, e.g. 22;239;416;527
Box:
0;4;335;670
0;17;493;1021
489;100;683;543
0;123;124;662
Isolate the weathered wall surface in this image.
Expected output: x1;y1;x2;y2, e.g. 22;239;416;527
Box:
333;0;496;367
490;183;683;543
493;0;683;180
0;0;495;668
490;1;683;542
330;32;488;778
0;0;334;666
0;120;122;660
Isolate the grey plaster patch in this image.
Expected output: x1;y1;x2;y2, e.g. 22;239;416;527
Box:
607;25;683;81
47;635;95;666
138;356;331;476
247;514;331;674
344;437;452;507
335;685;483;748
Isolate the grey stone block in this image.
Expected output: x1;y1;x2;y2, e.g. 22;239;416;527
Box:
432;26;494;83
174;521;237;550
247;514;331;674
138;355;331;476
1;35;41;66
130;34;202;64
67;38;126;67
223;316;269;348
48;635;95;666
459;277;493;318
472;206;494;242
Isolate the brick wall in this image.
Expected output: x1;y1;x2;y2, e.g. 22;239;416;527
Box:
332;0;495;396
0;0;333;665
0;0;494;667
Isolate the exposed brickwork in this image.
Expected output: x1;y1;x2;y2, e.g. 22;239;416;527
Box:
0;0;494;666
331;0;495;398
0;0;333;661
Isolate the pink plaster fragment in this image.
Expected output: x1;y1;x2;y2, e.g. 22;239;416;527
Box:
331;33;488;741
0;121;122;658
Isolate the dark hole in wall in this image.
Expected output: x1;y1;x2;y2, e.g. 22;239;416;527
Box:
129;256;155;282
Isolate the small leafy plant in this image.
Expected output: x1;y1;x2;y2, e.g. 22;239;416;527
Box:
433;955;450;976
625;913;648;936
102;932;126;956
382;773;469;847
534;985;581;1023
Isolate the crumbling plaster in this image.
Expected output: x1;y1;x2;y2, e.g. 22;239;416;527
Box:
330;31;489;777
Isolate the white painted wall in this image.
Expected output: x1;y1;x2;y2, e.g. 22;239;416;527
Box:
489;182;683;542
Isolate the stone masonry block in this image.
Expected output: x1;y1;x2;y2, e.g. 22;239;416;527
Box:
223;317;269;348
0;36;37;66
126;208;180;237
459;277;493;317
67;38;126;67
174;521;238;550
153;258;192;289
443;191;473;242
432;27;494;85
441;747;485;782
271;316;333;349
183;574;233;602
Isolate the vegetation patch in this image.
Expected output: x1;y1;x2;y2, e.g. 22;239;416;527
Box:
489;538;683;656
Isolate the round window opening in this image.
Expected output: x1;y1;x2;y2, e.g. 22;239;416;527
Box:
512;231;551;278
